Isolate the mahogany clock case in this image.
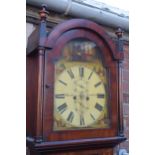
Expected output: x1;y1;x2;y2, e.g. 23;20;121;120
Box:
44;28;118;141
26;18;126;154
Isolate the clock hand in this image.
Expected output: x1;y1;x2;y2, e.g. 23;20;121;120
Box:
77;84;85;89
75;83;87;90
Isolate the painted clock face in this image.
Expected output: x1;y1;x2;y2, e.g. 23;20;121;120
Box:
53;39;110;130
55;66;106;127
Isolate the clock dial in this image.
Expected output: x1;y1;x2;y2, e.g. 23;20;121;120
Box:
54;66;107;128
53;38;110;130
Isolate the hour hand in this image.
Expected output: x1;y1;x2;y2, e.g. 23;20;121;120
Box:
77;84;85;89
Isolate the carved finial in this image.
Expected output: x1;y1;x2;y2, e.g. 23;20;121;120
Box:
39;4;49;20
115;27;123;39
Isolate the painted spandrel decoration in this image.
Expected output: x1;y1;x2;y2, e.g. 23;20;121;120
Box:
54;38;110;130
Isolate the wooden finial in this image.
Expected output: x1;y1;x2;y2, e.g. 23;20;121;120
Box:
39;4;49;20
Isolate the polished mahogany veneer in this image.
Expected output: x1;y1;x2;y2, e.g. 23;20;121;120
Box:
26;5;126;155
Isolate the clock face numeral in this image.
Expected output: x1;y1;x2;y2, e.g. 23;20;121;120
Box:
88;70;94;80
97;94;105;98
60;64;66;70
79;67;84;78
80;115;85;126
55;94;65;99
58;80;67;86
90;113;96;121
57;103;67;114
67;111;74;123
67;69;74;79
95;103;103;111
94;81;102;88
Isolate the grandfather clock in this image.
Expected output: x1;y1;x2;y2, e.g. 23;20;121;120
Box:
26;5;126;155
